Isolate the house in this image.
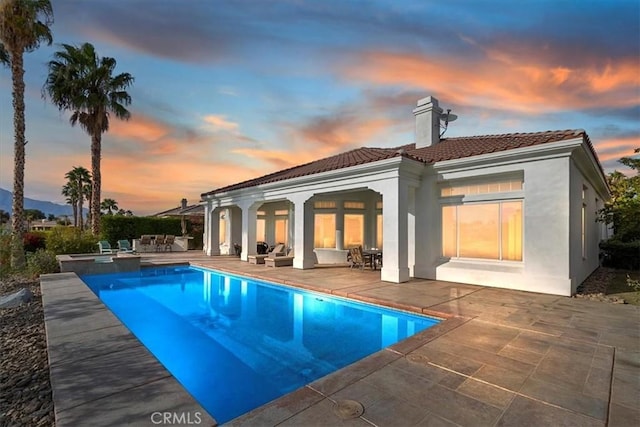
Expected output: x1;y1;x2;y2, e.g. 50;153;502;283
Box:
30;219;60;231
152;198;205;249
200;96;609;296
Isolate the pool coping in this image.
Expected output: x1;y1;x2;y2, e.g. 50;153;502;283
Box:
40;272;218;427
40;265;463;426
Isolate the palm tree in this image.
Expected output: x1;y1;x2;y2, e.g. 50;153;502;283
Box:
100;198;118;215
0;0;53;268
64;166;91;229
61;182;78;227
44;42;134;235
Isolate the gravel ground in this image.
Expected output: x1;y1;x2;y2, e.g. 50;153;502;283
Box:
575;267;629;303
0;276;54;427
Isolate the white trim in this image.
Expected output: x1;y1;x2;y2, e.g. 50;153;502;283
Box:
203;156;424;203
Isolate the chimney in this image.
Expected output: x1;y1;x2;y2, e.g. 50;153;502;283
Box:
413;96;443;148
181;198;188;209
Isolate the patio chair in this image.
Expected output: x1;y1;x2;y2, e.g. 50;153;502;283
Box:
97;240;115;254
139;235;152;252
154;235;165;252
164;235;175;252
249;244;285;264
349;246;373;270
265;249;294;267
117;239;134;253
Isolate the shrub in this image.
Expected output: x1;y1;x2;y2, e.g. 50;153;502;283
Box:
100;216;182;246
0;228;11;277
600;240;640;270
23;231;47;252
46;226;98;254
26;249;60;278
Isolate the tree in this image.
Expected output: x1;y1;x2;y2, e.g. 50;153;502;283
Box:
24;208;45;219
63;166;91;229
598;148;640;242
0;209;9;224
43;42;134;235
61;182;78;227
100;198;118;215
65;166;92;228
0;0;53;268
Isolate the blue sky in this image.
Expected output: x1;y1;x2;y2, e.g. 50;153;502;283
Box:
1;0;638;215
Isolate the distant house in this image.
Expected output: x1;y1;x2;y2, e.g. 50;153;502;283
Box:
30;219;60;231
153;199;204;248
200;96;609;296
153;198;204;221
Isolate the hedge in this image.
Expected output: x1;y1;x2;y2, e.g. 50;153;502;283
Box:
600;240;640;270
100;216;183;246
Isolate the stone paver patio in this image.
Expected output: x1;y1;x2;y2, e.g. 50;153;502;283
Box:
41;251;640;426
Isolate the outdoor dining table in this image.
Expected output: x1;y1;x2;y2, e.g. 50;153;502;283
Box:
362;249;383;270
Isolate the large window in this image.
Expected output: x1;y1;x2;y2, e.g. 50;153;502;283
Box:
441;179;522;197
314;213;336;248
344;214;364;248
275;218;288;245
442;201;522;261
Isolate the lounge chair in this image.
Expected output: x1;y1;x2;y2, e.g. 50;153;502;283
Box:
265;249;294;268
154;235;165;252
117;240;134;253
139;235;152;252
248;244;285;264
97;240;115;254
163;235;175;251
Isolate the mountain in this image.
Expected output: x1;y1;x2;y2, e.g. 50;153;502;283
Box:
0;187;85;217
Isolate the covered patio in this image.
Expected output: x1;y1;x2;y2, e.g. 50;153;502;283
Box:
202;154;424;283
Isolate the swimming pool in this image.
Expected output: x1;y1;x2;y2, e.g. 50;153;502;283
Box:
81;266;440;423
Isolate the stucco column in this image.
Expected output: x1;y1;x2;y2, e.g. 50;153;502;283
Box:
290;194;315;269
238;201;259;261
376;178;411;283
203;200;211;254
407;187;416;277
206;206;221;256
335;202;344;250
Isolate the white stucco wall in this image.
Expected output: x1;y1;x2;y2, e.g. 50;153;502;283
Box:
413;140;607;296
568;157;607;293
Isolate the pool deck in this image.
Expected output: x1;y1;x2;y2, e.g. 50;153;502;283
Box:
41;251;640;426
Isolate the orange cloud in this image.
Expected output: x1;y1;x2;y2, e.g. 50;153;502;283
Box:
339;50;639;113
232;148;320;171
202;114;239;132
109;113;171;142
593;135;639;163
298;116;393;149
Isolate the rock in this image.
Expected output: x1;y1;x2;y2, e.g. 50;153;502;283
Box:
0;288;33;308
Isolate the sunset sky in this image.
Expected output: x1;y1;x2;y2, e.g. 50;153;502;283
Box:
1;0;638;215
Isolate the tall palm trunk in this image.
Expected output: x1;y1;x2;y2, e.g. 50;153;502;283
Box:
71;201;78;227
77;177;84;230
90;132;101;235
10;49;25;269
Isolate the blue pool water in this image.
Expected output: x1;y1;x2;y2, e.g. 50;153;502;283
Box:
81;266;440;423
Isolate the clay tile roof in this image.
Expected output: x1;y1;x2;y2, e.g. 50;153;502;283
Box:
202;129;594;197
202;146;406;196
407;129;585;163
